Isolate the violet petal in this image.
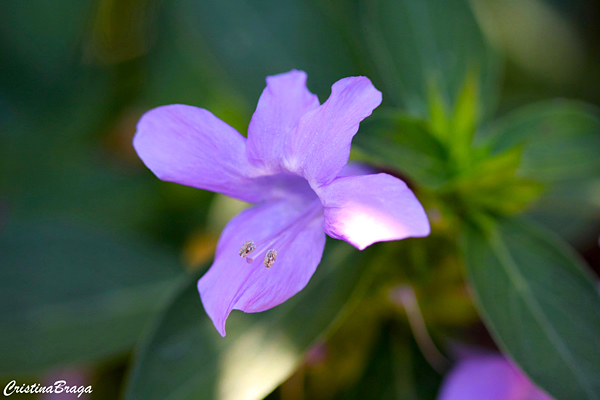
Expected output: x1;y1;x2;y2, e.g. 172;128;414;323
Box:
337;162;375;177
437;355;525;400
283;76;382;187
438;354;556;400
134;104;267;203
247;70;320;171
317;173;430;250
198;198;325;336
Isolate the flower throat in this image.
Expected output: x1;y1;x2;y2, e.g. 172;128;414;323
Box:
238;201;321;268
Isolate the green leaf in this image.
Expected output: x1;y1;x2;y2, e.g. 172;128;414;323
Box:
335;322;416;400
481;99;600;182
423;72;479;171
526;178;600;242
0;0;100;113
449;147;545;217
480;100;600;239
463;217;600;400
449;72;479;169
0;219;183;375
359;0;501;119
171;0;357;108
334;320;441;400
125;241;373;400
353;112;451;189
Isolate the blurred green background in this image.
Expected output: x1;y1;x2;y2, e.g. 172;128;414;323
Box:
1;0;599;399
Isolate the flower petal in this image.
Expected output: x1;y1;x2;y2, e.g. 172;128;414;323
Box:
246;70;320;171
198;198;325;336
134;104;267;203
437;355;526;400
283;76;382;187
316;173;430;250
337;162;375;178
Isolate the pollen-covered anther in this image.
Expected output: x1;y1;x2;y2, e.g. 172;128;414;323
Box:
264;249;278;268
239;240;256;257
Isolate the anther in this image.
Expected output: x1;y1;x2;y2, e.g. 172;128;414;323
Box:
239;240;256;257
264;249;277;268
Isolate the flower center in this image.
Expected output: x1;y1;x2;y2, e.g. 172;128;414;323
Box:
238;201;321;268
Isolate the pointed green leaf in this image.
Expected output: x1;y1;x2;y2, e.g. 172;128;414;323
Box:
452;72;479;145
480;100;600;238
526;178;600;242
426;78;451;142
450;147;544;216
463;218;600;400
482;100;600;182
449;71;479;168
359;0;500;119
353;112;451;189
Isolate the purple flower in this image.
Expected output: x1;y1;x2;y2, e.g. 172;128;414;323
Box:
134;70;430;336
438;353;555;400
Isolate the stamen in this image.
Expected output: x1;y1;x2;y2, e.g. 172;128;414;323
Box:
264;249;277;268
239;240;256;257
235;201;322;268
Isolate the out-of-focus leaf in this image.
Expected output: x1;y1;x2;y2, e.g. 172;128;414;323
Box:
422;72;480;172
526;178;600;242
0;219;183;375
452;73;478;148
449;147;544;217
408;335;443;400
481;0;585;85
0;0;101;114
427;78;451;141
449;72;479;169
334;322;416;400
463;217;600;400
125;241;373;400
480;100;600;239
353;112;451;189
140;6;250;134
334;320;442;400
0;90;212;244
171;0;357;107
482;100;600;182
85;0;159;64
358;0;500;119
